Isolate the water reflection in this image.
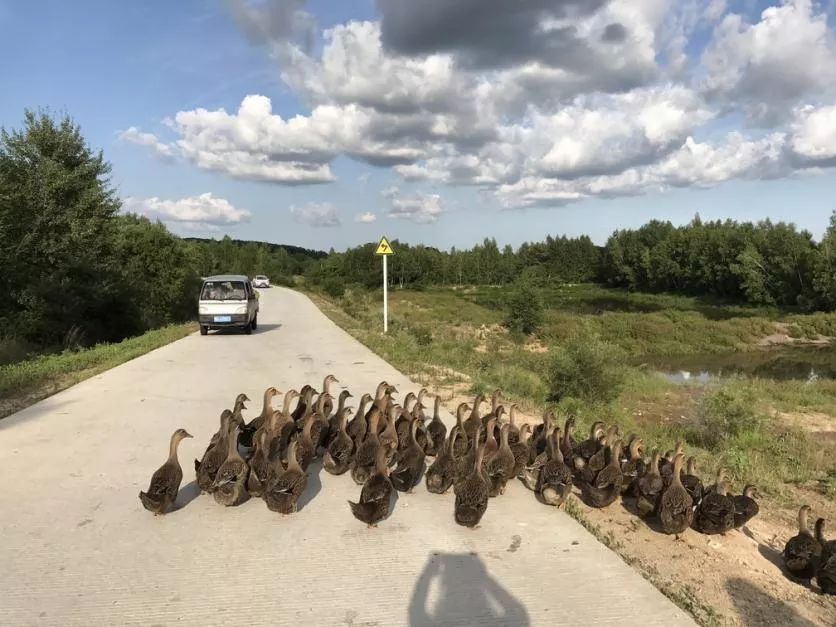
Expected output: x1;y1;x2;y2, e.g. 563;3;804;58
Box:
639;345;835;383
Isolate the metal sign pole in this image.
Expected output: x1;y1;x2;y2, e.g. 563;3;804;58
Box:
375;235;393;334
383;253;388;333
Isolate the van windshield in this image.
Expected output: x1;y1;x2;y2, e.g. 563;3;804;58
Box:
200;280;247;301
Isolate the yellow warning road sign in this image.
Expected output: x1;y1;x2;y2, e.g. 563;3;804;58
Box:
375;236;394;255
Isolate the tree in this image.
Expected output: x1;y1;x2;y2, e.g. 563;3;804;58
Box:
504;282;543;335
0;109;131;345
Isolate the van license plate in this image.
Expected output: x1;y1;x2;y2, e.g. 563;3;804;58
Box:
214;315;231;323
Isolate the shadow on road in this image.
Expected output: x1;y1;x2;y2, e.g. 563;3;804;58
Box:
175;480;201;510
297;458;323;511
408;552;530;627
725;577;820;627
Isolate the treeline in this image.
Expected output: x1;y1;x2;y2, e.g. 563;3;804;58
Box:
0;110;324;354
307;216;836;312
307;235;601;289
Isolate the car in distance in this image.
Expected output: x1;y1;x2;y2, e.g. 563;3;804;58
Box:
198;274;259;335
253;274;271;288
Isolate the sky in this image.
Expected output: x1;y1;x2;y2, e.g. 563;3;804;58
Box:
2;0;836;252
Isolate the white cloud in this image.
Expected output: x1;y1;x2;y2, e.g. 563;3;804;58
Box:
382;187;443;223
122;192;251;230
289;201;341;226
119;0;836;217
355;211;377;223
117;127;174;159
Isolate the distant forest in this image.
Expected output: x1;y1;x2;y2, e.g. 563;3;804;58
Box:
2;108;834;356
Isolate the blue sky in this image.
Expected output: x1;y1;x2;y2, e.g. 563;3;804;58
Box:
2;0;835;252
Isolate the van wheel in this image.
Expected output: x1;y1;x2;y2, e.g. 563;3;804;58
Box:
251;313;258;331
200;325;208;336
244;321;252;335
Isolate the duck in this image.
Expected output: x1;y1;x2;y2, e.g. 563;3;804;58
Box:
782;505;818;581
291;385;316;422
619;437;645;495
506;403;522;444
263;438;308;515
659;440;684;487
510;423;532;478
348;443;393;528
326;390;354;446
246;428;271;498
537;428;573;508
485;423;515;497
424;395;448;457
139;428;193;515
693;481;735;535
814;517;836;595
732;484;759;529
425;425;459;495
319;373;339;416
347;393;372;441
200;408;233;458
634;449;664;518
323;407;355;475
195;411;233;493
576;438;623;508
351;409;382;485
680;456;704;505
463;393;487;442
239;386;280;451
573;420;605;463
451;402;471;457
657;453;693;538
210;423;250;506
390;416;427;493
453;429;489;529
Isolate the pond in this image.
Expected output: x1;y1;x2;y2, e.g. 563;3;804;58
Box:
637;344;836;383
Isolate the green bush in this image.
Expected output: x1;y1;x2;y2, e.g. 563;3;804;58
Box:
687;380;763;451
322;277;346;299
504;283;543;335
546;325;627;405
408;325;433;346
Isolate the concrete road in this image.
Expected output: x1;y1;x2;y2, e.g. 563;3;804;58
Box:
0;287;697;627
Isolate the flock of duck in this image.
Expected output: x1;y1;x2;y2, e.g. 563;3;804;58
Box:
139;377;835;595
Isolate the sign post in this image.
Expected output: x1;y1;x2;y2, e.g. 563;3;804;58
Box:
374;236;394;332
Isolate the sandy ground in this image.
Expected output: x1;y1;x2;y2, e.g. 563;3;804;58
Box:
408;377;836;627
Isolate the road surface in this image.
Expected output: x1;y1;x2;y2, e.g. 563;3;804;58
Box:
0;287;697;626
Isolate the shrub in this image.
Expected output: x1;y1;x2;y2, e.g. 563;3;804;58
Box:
322;277;346;299
546;325;627;405
504;283;543;335
687;380;763;451
409;325;433;346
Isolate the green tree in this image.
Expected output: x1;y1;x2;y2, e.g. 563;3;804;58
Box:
0;109;132;345
503;282;543;335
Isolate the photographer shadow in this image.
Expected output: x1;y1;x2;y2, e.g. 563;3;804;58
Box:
408;552;530;627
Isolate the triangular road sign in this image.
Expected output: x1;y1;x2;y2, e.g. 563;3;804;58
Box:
375;236;394;255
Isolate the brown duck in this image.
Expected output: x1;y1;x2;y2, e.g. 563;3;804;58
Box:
390;416;426;493
658;453;693;538
211;423;249;506
425;424;459;495
348;444;393;527
538;428;573;508
424;395;447;457
139;428;193;515
453;429;489;529
782;505;818;581
263;438;308;515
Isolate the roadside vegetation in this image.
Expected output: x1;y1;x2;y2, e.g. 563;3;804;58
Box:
307;282;836;625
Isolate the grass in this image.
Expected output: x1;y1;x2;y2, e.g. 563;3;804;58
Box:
308;283;836;499
0;322;196;419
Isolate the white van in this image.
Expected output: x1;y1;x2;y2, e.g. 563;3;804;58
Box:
198;274;259;335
